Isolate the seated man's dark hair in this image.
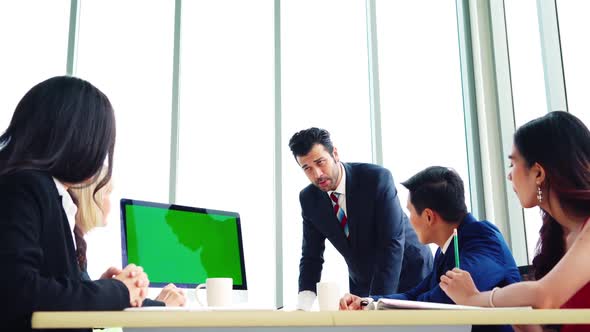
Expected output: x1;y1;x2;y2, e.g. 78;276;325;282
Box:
288;127;334;158
401;166;468;223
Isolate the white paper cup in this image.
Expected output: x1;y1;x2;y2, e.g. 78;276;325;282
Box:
195;278;233;307
317;282;340;311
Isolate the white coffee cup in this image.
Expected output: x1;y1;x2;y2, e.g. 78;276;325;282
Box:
316;281;340;311
195;278;233;307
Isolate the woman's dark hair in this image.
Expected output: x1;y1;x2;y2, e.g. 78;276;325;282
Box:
288;127;334;159
514;111;590;279
401;166;468;223
0;76;116;196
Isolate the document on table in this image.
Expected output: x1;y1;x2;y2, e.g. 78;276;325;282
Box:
367;298;532;310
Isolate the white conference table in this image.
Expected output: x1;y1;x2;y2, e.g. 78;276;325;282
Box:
32;309;590;332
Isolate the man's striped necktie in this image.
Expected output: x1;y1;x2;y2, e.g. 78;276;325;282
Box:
330;192;349;238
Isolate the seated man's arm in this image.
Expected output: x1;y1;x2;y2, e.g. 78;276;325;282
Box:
374;271;433;301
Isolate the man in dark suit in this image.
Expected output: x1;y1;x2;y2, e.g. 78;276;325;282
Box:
288;128;433;310
339;166;520;332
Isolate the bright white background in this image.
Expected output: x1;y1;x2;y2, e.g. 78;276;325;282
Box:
377;0;470;220
176;0;275;306
0;0;70;131
557;1;590;126
75;0;174;280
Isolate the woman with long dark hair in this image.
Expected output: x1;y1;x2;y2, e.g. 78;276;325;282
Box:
439;111;590;331
0;76;149;332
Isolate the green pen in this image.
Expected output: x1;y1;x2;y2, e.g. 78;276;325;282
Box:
453;228;460;268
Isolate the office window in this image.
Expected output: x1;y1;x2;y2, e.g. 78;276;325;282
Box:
175;0;274;306
75;0;174;279
505;0;548;126
377;1;470;221
556;1;590;126
281;0;372;307
0;0;70;130
504;0;549;263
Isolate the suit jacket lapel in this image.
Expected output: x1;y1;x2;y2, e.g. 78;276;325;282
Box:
434;249;448;280
343;162;356;247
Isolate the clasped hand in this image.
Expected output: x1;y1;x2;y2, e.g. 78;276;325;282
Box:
101;264;149;307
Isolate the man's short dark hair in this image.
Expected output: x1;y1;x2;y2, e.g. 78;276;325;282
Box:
401;166;468;223
288;127;334;158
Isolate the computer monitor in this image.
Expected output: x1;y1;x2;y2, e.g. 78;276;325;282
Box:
120;199;248;295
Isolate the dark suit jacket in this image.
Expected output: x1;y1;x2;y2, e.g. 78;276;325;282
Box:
378;213;521;332
298;162;433;296
0;170;130;332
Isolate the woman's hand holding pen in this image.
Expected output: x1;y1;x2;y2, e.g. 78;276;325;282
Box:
439;268;480;305
339;293;364;310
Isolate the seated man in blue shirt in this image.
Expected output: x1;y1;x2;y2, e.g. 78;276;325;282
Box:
339;166;520;331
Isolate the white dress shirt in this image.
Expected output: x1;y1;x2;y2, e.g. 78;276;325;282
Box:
53;178;78;249
327;163;347;215
441;232;455;254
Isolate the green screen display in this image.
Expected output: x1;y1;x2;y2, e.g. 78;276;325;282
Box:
123;202;245;287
